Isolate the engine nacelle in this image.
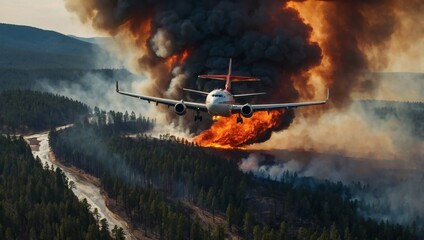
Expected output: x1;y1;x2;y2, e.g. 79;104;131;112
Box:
240;104;253;118
174;102;187;115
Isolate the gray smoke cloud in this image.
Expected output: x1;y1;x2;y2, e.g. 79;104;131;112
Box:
65;0;323;139
371;73;424;102
54;126;145;186
63;0;424;228
240;151;424;226
63;0;424;147
34;70;147;112
241;89;424;227
36;69;192;139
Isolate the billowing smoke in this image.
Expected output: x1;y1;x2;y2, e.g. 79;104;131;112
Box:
36;72;145;112
240;151;424;226
64;0;323;141
63;0;424;229
64;0;424;145
289;0;424;103
66;0;424;146
62;0;424;227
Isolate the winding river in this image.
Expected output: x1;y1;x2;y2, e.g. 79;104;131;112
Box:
25;132;135;239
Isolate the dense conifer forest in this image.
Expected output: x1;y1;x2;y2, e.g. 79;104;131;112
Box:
0;135;116;239
0;90;89;133
50;120;418;240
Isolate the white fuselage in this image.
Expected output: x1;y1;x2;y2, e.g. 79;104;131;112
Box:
205;89;235;116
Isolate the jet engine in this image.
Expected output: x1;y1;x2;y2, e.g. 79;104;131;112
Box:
241;104;253;118
174;102;187;115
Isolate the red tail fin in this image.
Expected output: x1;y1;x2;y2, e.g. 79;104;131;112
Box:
197;59;261;92
225;58;232;92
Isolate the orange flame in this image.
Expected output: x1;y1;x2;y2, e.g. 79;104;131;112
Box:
192;3;324;150
165;49;190;69
165;54;178;69
133;17;152;54
194;110;284;149
180;49;189;63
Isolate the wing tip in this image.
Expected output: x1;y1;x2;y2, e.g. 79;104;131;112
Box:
326;88;330;101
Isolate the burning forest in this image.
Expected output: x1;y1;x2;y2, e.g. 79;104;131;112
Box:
65;0;424;149
2;0;424;239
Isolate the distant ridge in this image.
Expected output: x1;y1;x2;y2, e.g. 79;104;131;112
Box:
68;35;113;45
0;23;105;69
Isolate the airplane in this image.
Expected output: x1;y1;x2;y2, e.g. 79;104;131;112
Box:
116;59;329;123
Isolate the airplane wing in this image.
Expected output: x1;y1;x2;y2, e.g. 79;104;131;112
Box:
232;89;329;112
233;92;267;98
116;82;208;112
182;88;209;96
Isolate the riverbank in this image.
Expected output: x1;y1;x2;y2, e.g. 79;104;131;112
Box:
24;132;138;240
48;151;151;240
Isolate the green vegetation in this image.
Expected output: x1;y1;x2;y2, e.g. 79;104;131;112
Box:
0;135;114;239
50;121;418;239
89;107;155;135
0;90;89;133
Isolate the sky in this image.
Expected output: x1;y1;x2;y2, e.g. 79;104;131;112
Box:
0;0;99;37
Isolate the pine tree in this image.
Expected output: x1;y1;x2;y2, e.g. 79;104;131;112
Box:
330;223;340;240
190;218;201;240
226;203;233;231
112;225;125;240
100;218;110;239
243;212;253;238
278;221;286;240
253;225;261;240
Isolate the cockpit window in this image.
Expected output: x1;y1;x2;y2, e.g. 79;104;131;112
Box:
212;94;224;97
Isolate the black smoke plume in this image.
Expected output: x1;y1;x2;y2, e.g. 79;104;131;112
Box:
66;0;321;138
65;0;423;145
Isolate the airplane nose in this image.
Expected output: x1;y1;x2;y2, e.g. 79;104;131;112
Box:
207;102;219;114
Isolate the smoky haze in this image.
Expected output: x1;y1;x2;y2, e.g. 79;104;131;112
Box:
239;148;424;226
65;0;324;136
61;0;424;230
64;0;424;144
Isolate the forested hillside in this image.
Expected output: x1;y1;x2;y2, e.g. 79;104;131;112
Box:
0;23;105;69
0;135;114;239
50;121;418;240
0;90;89;133
89;107;156;135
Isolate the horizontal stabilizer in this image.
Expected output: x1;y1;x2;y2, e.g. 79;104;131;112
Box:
198;74;260;82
